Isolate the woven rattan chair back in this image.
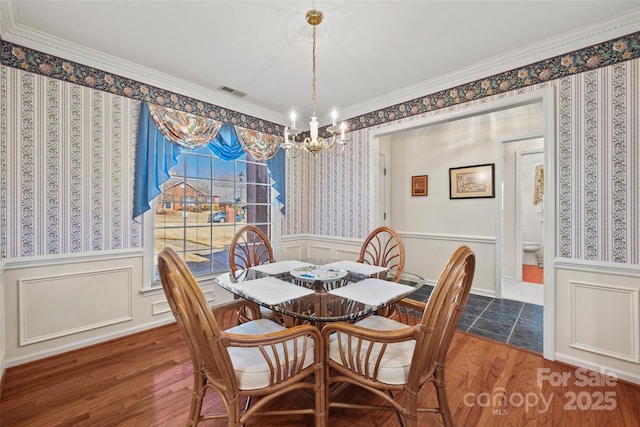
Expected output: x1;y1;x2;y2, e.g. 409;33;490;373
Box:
159;246;326;426
323;245;475;427
357;226;405;282
229;225;275;273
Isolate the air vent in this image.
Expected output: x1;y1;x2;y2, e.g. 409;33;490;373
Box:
217;85;247;98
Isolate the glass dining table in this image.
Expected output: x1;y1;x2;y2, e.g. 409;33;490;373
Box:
214;259;426;328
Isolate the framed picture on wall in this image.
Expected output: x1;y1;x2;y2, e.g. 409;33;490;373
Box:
411;175;428;196
449;163;495;199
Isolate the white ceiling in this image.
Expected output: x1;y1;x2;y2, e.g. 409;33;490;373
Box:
1;1;640;128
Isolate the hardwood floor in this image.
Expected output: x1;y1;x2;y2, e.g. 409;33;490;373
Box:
1;322;639;426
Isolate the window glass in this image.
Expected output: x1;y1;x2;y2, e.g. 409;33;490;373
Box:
153;147;272;279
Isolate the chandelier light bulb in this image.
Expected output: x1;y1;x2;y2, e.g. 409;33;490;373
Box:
280;9;350;158
289;110;296;129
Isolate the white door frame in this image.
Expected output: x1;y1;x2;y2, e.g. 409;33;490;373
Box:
497;141;544;293
368;86;556;360
379;138;391;227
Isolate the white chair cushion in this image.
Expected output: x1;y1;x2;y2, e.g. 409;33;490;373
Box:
226;319;316;390
328;315;416;385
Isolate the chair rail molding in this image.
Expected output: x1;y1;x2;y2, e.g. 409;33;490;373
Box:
281;234;363;261
2;248;144;270
282;233;364;245
397;231;496;245
555;258;640;278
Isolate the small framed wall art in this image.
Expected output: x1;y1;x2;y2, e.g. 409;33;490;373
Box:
449;163;495;199
411;175;428;196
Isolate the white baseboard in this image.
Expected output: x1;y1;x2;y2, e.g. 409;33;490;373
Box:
2;317;175;369
555;352;640;386
469;288;496;299
421;280;496;299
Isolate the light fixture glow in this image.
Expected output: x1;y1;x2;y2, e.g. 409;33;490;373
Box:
280;10;350;158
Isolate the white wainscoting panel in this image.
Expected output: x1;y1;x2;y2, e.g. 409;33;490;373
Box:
399;231;496;296
18;267;133;346
335;248;360;260
307;244;332;260
556;263;640;384
281;234;362;262
282;244;303;261
151;289;216;316
0;260;6;374
151;299;171;316
570;280;639;363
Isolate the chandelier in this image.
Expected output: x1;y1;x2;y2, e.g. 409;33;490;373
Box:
281;9;350;158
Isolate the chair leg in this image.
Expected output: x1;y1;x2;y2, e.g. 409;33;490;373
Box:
229;399;242;427
399;389;421;427
387;391;405;427
317;370;327;426
188;372;205;426
434;364;454;427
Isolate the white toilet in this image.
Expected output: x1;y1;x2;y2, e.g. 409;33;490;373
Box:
522;241;541;265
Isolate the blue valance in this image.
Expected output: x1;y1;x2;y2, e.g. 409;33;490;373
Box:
133;102;286;219
208;122;246;160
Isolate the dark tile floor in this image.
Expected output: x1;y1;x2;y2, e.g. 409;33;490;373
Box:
411;285;544;353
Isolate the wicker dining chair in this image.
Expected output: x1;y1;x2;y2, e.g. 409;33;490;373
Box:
228;225;283;322
322;245;475;427
229;225;275;273
357;226;406;282
158;247;326;427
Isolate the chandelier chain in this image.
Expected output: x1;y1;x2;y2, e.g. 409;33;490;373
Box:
280;9;349;157
311;24;317;116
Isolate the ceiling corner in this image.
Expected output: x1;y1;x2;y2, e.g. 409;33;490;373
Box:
0;0;18;40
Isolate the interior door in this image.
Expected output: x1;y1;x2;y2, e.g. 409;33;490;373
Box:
379;153;388;226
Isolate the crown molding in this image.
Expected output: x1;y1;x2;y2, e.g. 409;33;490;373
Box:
2;2;639;125
0;1;15;37
0;1;287;124
342;8;640;120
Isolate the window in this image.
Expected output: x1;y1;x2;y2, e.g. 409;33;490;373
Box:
153;146;273;280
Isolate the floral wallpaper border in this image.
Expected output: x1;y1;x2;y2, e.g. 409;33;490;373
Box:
0;40;282;136
347;32;640;132
1;31;639;136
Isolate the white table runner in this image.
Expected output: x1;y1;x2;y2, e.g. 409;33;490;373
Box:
229;276;314;305
250;260;315;275
321;260;389;276
328;278;415;306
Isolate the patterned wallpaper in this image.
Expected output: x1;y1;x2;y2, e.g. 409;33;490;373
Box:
558;60;639;264
1;66;140;258
1;31;639;263
283;129;370;239
289;58;640;266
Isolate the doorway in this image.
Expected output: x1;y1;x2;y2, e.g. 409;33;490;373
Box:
500;138;544;305
369;87;556;360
